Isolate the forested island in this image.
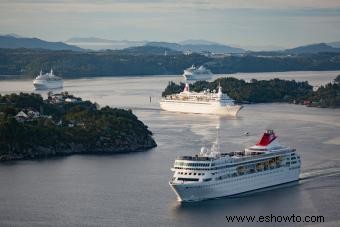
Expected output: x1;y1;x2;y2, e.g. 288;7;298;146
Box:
162;75;340;108
0;93;156;161
1;48;340;77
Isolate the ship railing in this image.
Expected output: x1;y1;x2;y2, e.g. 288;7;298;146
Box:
230;149;291;163
177;156;214;161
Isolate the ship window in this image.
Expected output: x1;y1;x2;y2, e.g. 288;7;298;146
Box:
194;173;197;175
178;178;199;182
198;173;201;175
189;173;192;175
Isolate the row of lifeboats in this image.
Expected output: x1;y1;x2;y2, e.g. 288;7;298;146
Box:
172;95;214;102
236;156;283;174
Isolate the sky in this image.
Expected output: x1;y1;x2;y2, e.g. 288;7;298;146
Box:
1;0;340;49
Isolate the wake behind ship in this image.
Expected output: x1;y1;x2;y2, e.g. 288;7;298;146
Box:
33;69;63;90
160;83;242;116
169;130;301;202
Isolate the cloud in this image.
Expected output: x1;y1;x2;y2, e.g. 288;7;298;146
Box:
1;0;340;14
0;0;339;47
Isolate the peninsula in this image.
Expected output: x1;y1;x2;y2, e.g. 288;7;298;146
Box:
0;92;157;161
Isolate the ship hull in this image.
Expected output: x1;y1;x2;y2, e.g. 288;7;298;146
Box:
33;80;63;90
183;73;212;81
169;167;300;202
160;100;242;116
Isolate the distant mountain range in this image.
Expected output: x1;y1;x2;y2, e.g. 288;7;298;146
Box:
65;37;146;50
285;43;340;54
66;37;244;53
327;42;340;48
119;45;181;55
0;35;83;51
54;37;340;54
1;34;340;55
179;39;220;45
145;41;245;54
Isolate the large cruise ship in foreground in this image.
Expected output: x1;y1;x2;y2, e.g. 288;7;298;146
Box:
169;129;301;202
182;65;213;81
160;83;242;116
33;69;63;90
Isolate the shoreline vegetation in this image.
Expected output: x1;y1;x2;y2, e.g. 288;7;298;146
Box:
0;92;157;161
162;75;340;108
1;48;340;78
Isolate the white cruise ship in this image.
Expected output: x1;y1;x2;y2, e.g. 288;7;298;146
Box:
182;65;213;81
33;69;63;90
169;129;301;202
160;83;242;116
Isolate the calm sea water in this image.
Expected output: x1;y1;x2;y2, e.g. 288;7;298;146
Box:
0;71;340;227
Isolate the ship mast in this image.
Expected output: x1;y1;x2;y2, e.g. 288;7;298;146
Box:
216;125;220;153
210;125;221;156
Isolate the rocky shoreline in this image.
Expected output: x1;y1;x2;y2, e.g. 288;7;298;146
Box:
0;140;157;162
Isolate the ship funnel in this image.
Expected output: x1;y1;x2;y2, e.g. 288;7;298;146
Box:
256;129;277;146
217;83;223;97
183;83;190;92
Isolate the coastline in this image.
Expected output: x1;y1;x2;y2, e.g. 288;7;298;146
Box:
0;141;157;162
0;93;157;162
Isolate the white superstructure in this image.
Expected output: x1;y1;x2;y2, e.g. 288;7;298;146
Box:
33;69;63;90
169;129;301;202
182;65;213;81
160;83;242;116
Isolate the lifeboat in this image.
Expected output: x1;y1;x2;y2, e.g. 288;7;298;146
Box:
237;166;246;174
256;163;264;171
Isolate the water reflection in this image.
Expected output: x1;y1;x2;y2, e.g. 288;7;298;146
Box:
0;74;340;226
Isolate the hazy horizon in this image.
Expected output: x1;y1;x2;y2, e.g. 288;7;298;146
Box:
1;0;340;49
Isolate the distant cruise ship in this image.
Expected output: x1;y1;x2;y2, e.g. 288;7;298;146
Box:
160;83;242;116
182;65;213;81
169;129;301;202
33;69;63;90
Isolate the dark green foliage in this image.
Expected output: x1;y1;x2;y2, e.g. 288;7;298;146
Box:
162;81;185;97
162;77;314;104
0;48;208;77
0;48;340;77
0;93;156;161
0;92;43;109
163;76;340;107
309;79;340;108
335;75;340;83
